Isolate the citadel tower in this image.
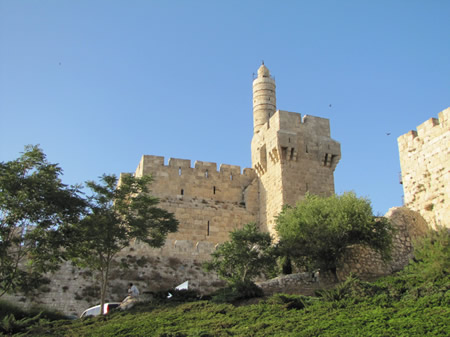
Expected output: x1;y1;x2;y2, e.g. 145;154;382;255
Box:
251;63;341;235
129;64;341;246
398;107;449;228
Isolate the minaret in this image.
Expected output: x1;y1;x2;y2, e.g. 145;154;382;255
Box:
251;63;341;236
252;62;276;134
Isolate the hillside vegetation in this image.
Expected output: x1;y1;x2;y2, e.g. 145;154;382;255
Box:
1;229;449;336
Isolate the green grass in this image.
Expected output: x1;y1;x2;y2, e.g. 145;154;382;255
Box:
2;229;449;336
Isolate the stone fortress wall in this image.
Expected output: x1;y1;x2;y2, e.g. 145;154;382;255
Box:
5;64;439;316
398;107;449;228
130;154;259;261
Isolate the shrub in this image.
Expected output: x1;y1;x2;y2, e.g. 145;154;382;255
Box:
276;192;394;280
265;294;316;310
203;223;277;285
211;280;264;303
0;300;68;335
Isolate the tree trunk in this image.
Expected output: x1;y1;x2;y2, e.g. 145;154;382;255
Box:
330;266;339;283
100;259;111;315
100;268;106;315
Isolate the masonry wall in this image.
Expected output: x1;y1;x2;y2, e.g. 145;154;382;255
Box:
251;110;341;235
134;155;259;250
398;107;450;228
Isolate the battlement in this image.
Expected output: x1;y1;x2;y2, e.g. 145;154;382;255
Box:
398;107;449;146
256;110;332;138
135;155;256;180
398;107;450;228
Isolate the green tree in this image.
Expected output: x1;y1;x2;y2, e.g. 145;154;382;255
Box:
0;145;86;297
204;223;277;285
275;192;394;280
68;174;178;313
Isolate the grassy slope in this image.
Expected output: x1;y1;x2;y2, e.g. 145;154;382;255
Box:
5;230;450;337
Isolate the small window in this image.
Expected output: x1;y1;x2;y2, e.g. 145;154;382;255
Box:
178;167;182;176
213;186;216;194
181;189;184;195
290;148;295;160
230;174;233;181
281;147;288;160
207;221;210;236
205;170;208;178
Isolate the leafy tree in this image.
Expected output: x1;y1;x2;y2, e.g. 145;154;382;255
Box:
68;174;178;313
275;192;394;280
204;223;277;285
0;145;86;297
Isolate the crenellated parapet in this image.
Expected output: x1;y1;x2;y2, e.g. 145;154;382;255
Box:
131;154;259;245
250;65;341;235
7;63;345;316
252;110;341;178
135;155;256;183
398;107;450;228
398;107;449;149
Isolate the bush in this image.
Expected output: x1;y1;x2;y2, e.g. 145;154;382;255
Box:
168;289;202;302
203;223;277;285
211;280;264;303
149;288;202;304
0;300;68;335
265;294;316;310
276;192;394;280
1;312;42;335
0;300;67;321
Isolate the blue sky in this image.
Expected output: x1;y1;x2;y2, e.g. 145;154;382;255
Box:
1;0;449;216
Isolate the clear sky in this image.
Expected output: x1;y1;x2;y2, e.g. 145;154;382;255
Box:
1;0;449;216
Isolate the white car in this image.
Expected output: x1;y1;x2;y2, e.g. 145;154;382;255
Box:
80;302;121;318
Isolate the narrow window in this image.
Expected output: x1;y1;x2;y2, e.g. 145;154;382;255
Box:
305;144;309;153
205;170;208;178
181;189;184;195
207;221;210;236
230;174;233;180
290;148;295;160
288;138;290;143
178;167;182;176
281;147;288;160
213;186;216;194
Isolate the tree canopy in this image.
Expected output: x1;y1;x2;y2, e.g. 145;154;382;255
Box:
275;192;394;280
204;223;277;285
68;173;178;312
0;145;86;296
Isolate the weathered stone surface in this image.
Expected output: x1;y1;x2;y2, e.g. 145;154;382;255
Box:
251;64;340;235
337;207;429;281
398;108;450;228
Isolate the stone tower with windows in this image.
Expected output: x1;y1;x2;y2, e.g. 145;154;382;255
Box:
3;64;344;315
124;63;341;246
251;63;341;235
